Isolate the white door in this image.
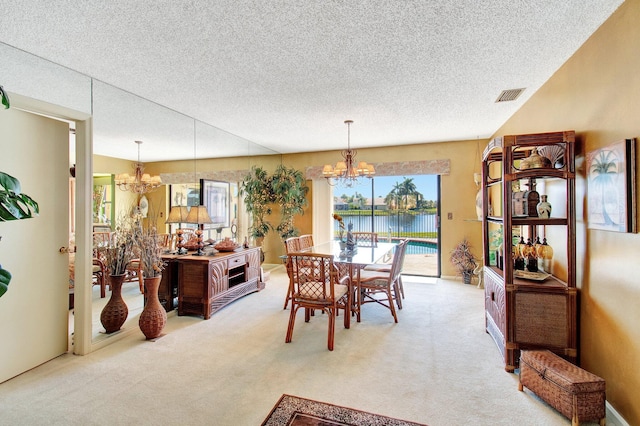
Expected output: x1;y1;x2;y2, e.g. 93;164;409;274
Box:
0;107;70;383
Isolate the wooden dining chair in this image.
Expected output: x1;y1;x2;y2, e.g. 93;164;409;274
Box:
282;237;302;309
124;258;145;294
91;257;107;298
298;234;314;249
92;232;112;297
285;253;351;351
363;239;409;303
352;232;378;247
355;239;408;322
158;233;172;252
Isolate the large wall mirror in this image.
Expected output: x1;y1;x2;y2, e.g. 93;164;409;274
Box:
90;81;279;345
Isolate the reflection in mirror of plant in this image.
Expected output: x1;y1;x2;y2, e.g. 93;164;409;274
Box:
271;165;309;239
241;166;274;241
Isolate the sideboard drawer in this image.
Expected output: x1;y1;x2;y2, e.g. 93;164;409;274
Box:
228;254;246;269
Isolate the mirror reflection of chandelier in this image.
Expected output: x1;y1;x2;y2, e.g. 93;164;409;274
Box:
115;140;162;194
322;120;375;187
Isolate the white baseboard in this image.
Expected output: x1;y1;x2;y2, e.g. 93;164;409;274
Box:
607;401;630;426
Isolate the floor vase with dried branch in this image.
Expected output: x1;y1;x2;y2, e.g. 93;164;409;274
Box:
139;276;166;339
100;274;128;333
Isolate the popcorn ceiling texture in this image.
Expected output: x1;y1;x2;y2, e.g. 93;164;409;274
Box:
0;1;623;161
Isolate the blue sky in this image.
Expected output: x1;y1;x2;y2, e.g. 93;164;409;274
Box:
333;174;438;201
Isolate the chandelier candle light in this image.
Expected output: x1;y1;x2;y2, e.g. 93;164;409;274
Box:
114;140;162;194
323;120;375;187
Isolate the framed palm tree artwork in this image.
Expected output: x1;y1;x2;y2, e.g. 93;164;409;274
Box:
586;139;636;232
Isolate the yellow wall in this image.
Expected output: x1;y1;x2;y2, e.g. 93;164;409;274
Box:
93;155;139;221
101;139;483;270
492;0;639;422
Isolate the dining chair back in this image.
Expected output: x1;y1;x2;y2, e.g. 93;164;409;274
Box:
91;232;113;297
124;259;144;294
282;237;302;309
298;234;314;249
352;232;378;246
363;239;408;304
285;252;351;350
355;239;409;322
284;237;301;253
158;233;172;251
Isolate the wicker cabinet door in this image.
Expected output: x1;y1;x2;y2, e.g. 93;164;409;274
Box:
209;258;228;296
484;269;506;357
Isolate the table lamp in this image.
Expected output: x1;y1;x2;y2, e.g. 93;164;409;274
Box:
186;205;213;256
166;206;190;254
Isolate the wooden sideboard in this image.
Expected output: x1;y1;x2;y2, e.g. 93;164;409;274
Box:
176;247;264;319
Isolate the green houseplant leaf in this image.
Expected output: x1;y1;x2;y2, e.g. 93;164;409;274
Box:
0;85;10;109
0;172;40;221
0;266;11;297
1;171;40;298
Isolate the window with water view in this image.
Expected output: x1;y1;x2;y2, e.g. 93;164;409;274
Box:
332;174;440;277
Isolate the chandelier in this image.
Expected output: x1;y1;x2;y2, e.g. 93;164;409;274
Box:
322;120;375;187
114;140;162;194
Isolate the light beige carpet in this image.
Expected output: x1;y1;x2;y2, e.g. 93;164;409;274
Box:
1;266;580;425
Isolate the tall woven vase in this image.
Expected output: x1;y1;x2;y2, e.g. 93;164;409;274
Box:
139;276;166;339
100;274;128;333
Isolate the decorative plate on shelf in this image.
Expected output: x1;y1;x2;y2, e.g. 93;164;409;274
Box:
514;270;551;281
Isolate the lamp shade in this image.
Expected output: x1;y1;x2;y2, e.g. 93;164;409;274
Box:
185;205;213;225
166;206;189;224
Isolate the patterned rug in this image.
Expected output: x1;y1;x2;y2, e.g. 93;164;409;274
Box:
261;394;428;426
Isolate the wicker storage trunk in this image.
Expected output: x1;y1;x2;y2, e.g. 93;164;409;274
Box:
519;350;606;426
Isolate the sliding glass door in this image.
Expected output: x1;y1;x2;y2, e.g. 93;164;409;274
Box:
332;174;440;277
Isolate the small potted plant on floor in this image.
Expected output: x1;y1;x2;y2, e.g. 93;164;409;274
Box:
450;238;478;284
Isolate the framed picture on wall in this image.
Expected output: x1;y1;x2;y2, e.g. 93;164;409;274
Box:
200;179;230;229
586;138;637;233
168;183;200;233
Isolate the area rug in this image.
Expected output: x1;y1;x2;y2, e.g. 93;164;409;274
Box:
261;394;428;426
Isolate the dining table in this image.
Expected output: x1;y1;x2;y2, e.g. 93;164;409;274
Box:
298;240;398;326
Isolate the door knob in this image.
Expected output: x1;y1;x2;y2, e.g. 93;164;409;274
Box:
59;246;72;253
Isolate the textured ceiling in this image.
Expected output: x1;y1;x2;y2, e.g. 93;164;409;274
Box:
0;1;624;161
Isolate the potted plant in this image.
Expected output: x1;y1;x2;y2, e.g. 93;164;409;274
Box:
133;223;167;339
0;171;39;298
450;238;478;284
241;165;309;243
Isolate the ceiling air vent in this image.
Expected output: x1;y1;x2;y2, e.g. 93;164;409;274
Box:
495;88;525;103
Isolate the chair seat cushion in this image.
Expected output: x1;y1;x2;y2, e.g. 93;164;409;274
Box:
297;283;348;300
363;263;391;272
92;265;102;273
358;269;390;284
